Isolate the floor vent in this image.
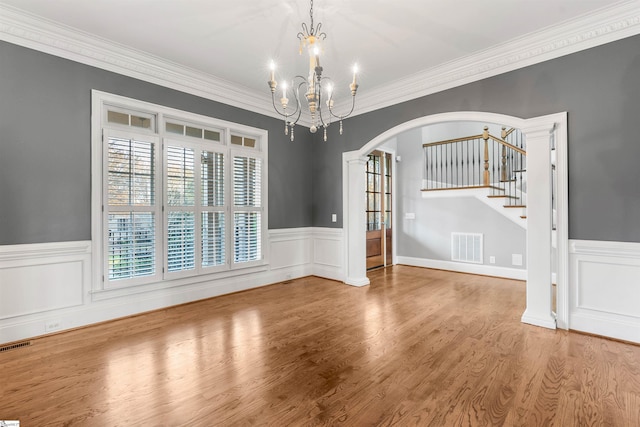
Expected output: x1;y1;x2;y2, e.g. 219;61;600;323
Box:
0;341;32;353
451;232;483;264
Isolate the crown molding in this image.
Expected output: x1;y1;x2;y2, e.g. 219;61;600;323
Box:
347;0;640;117
1;1;640;123
0;3;280;121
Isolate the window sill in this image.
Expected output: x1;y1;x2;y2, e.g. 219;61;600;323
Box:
90;262;269;302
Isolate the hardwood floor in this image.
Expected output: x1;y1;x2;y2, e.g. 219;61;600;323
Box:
1;266;639;426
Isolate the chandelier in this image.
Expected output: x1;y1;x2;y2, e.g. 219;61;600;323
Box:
268;0;359;142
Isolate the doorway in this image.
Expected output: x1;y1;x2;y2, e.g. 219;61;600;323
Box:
342;111;568;330
365;151;392;270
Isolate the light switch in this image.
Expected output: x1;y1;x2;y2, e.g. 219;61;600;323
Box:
405;212;415;220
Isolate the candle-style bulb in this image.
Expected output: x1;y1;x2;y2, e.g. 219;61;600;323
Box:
269;61;275;82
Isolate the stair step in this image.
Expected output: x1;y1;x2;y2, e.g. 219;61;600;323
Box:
504;205;526;208
513;169;526;173
421;184;493;192
520;215;527;219
500;179;517;183
487;195;519;199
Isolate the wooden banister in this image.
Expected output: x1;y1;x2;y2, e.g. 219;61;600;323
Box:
422;126;527;213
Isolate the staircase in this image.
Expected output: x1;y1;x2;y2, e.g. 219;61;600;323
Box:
421;126;528;226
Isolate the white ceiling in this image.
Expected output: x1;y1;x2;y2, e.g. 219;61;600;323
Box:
0;0;636;115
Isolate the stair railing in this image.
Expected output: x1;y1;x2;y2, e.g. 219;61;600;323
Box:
422;126;527;210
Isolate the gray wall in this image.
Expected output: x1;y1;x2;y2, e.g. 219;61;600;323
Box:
0;41;314;245
394;125;526;269
312;34;640;243
4;33;640;244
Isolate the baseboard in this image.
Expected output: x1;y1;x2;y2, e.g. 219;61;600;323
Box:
396;256;526;280
344;277;370;287
521;310;557;329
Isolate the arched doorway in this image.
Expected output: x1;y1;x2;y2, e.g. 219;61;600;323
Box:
342;111;568;330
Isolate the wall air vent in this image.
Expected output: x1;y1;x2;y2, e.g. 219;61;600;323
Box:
451;232;483;264
0;341;32;353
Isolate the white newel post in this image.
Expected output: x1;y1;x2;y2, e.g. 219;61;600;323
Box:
521;123;556;329
344;154;370;287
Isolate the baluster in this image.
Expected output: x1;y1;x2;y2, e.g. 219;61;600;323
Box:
424;146;428;189
474;137;479;186
453;142;457;187
466;140;470;187
445;143;449;188
501;127;507;183
483;126;490;186
437;144;441;189
451;143;455;187
429;146;433;189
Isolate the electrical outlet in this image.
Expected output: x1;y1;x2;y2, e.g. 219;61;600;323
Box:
331;213;337;222
45;320;62;333
489;256;496;264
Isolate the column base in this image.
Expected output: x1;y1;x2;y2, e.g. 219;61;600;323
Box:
344;277;370;287
521;309;557;329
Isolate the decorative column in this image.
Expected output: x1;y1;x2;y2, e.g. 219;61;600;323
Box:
521;123;556;329
344;154;370;287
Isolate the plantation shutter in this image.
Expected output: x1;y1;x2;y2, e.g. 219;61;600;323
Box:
201;150;226;268
104;130;160;284
232;153;262;265
166;144;196;273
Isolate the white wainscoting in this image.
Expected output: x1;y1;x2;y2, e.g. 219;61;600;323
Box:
312;228;344;282
569;240;640;343
0;228;345;344
268;228;314;280
396;256;527;281
0;241;91;320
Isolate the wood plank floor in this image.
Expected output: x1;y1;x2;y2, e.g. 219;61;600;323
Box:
1;266;640;426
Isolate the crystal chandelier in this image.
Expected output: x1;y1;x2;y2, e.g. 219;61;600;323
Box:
268;0;359;142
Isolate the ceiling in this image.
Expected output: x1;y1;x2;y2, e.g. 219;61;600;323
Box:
0;0;635;116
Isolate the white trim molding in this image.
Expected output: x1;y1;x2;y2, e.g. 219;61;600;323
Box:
348;1;640;117
0;3;277;120
569;240;640;343
397;256;526;281
0;228;346;345
1;2;639;121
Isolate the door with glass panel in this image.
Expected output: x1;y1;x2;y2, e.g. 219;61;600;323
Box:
366;151;392;270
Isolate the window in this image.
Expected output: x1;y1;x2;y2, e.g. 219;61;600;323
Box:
366;153;381;231
95;93;267;289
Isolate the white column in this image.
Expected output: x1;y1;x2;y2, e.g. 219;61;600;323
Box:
521;124;556;329
344;155;370;287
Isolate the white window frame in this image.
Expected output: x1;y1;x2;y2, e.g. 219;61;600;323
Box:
91;90;268;295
